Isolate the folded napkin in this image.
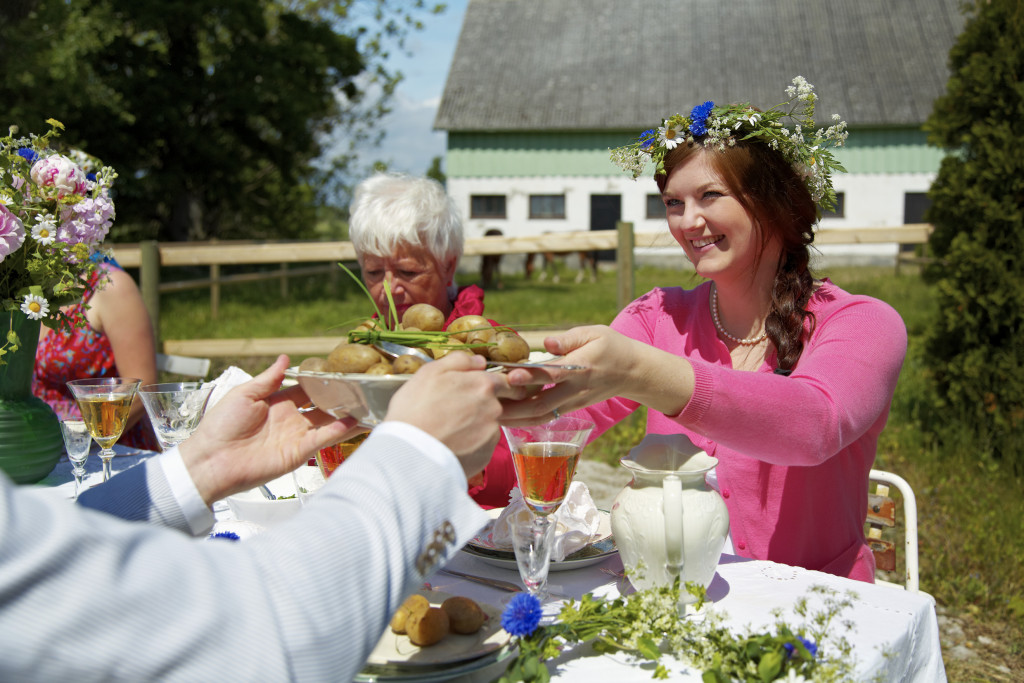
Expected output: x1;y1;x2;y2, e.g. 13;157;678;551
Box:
491;482;601;561
205;366;253;410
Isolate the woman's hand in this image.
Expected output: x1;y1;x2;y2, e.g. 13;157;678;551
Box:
499;325;696;426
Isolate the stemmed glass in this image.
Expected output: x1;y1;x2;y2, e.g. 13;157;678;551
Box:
59;419;93;500
501;415;595;599
66;377;142;482
138;382;214;450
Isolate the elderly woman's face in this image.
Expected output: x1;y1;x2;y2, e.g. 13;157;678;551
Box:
360;243;457;325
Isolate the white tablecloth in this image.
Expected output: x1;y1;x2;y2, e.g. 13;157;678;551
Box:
34;451;947;682
430;551;947;682
33;444;155;500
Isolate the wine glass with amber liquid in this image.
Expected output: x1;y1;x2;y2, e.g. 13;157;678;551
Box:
501;416;594;599
67;378;142;482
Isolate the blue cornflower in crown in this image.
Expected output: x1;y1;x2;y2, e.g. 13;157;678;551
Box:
689;100;715;136
609;76;849;213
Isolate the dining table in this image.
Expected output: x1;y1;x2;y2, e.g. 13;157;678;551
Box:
36;450;947;683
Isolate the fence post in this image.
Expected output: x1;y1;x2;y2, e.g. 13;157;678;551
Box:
210;237;220;321
616;221;635;310
140;240;161;343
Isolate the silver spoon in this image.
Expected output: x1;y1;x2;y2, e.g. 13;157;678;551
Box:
372;340;434;363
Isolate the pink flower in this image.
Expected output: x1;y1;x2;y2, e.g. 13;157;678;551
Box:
58;190;114;248
0;204;27;262
30;154;87;197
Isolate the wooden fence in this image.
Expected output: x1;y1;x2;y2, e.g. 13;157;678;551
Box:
110;223;933;360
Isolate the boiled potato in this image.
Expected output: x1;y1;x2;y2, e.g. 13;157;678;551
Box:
390;594;430;634
393;355;427;374
402;303;445;332
326;343;382;373
465;326;496;355
298;356;329;373
405;606;450;646
354;318;384;332
441;596;485;635
447;315;491;342
488;330;530;363
433;347;473;361
365;361;394;375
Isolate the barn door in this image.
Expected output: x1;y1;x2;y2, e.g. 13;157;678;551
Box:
590;194;620;261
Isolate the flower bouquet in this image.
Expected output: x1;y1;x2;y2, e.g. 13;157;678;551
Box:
0;118;116;363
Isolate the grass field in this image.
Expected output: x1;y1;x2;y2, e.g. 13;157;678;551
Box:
161;261;1023;679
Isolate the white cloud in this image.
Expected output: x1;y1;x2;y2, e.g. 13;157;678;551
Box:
374;91;447;176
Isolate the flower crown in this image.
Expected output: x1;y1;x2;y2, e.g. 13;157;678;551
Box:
610;76;848;213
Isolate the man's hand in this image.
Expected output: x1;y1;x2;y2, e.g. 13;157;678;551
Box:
180;355;357;505
384;352;524;478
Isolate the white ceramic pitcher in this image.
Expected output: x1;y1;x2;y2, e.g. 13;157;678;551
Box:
610;434;729;592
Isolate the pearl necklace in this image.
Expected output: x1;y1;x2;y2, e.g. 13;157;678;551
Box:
710;284;768;346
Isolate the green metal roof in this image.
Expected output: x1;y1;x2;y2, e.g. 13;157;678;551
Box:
446;129;947;178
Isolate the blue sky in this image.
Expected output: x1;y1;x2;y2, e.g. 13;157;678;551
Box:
370;0;468;176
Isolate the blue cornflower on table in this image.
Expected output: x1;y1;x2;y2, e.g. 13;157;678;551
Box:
501;593;542;637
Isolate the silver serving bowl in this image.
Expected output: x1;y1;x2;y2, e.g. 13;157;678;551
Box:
285;367;412;427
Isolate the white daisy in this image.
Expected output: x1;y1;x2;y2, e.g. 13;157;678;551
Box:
32;216;57;245
20;294;50;320
659;121;684;150
784;668;810;682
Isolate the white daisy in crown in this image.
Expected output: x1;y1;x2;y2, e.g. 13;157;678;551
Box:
658;120;685;150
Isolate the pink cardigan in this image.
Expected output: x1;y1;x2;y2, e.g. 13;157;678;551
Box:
581;280;907;581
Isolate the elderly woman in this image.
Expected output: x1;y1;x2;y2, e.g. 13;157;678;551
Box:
348;173;486;327
347;172;515;508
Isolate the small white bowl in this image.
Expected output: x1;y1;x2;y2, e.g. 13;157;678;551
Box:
224;467;321;527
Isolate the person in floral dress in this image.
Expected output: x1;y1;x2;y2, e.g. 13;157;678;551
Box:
33;257;160;451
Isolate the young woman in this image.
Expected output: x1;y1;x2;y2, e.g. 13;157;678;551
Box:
502;78;907;582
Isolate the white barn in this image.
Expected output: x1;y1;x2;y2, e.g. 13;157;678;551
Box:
434;0;966;267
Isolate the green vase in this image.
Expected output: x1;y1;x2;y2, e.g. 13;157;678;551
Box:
0;311;63;484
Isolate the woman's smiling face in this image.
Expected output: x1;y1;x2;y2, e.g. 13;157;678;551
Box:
663;152;778;284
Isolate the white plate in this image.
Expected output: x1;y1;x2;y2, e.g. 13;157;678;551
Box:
364;589;510;669
356;644;515;682
461;509;617;572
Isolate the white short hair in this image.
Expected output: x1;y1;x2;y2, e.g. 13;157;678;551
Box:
348;173;464;264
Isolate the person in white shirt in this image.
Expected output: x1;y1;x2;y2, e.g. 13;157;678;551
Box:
1;352;519;682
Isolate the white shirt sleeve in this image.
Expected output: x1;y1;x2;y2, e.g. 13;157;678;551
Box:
371;421;469;487
158;420;464;537
157;447;215;535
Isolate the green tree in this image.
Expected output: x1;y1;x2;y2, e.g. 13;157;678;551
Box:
426;155;446;185
922;0;1024;464
0;0;444;242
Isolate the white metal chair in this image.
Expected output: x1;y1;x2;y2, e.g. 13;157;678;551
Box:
867;469;919;592
155;353;212;379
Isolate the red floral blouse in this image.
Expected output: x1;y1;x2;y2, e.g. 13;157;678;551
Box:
32;265;158;451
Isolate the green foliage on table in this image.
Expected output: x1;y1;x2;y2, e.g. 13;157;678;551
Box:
0;0;444;243
495;581;857;683
920;0;1024;468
